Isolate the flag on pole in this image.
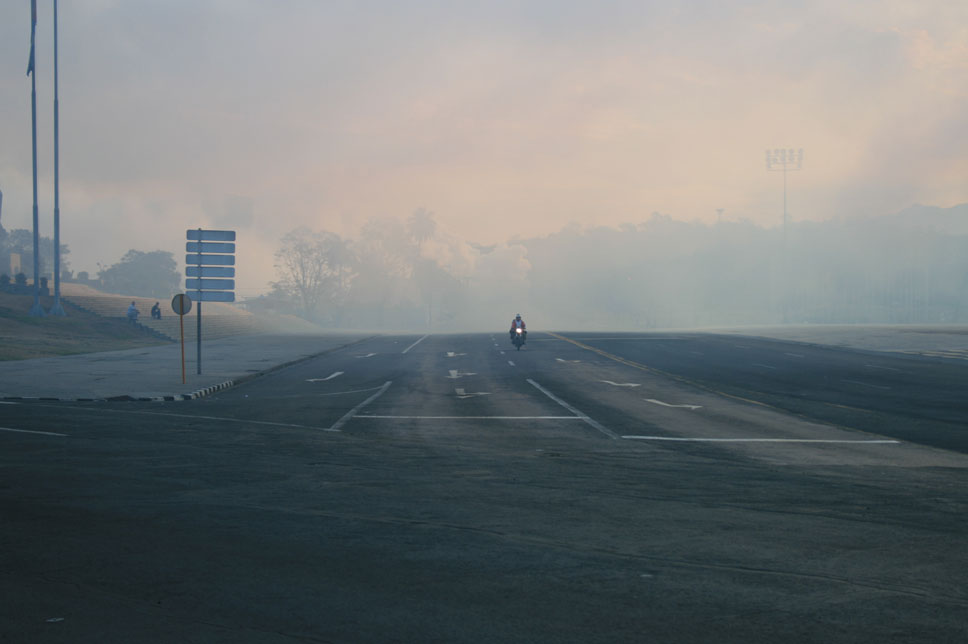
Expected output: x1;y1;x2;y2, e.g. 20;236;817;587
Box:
26;0;37;77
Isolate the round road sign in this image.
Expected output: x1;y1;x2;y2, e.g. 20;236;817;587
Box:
171;293;193;316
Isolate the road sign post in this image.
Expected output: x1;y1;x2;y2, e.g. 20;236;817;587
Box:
171;293;192;384
185;229;236;375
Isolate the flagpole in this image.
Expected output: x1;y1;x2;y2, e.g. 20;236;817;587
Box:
49;0;65;315
28;0;44;317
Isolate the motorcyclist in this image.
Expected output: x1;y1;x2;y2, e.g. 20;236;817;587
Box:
509;313;526;342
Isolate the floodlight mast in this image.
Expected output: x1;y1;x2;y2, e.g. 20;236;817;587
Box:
28;0;44;317
765;148;804;323
49;0;65;315
765;148;803;239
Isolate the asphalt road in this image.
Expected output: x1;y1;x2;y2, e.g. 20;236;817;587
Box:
2;332;967;643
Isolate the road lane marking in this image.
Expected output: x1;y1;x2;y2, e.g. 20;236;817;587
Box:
307;371;344;382
446;352;466;357
602;380;641;387
785;353;805;358
526;379;617;440
645;399;702;410
447;370;477;379
329;381;392;431
1;426;68;437
254;386;393;400
865;364;901;372
356;353;377;358
752;363;777;370
46;396;395;430
556;358;581;363
622;436;900;444
508;361;516;366
357;415;582;420
401;335;428;354
842;379;891;390
136;413;341;431
548;332;775;410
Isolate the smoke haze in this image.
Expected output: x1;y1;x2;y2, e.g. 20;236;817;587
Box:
1;1;966;328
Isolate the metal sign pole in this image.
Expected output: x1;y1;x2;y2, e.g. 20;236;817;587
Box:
180;309;186;384
184;229;236;377
171;294;192;385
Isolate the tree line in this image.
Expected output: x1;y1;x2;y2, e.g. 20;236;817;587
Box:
261;204;968;330
1;221;179;299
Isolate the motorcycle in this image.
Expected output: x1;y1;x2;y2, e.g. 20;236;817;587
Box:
511;326;527;350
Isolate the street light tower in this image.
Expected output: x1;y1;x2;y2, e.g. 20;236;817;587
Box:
765;148;804;323
765;148;803;239
49;0;65;315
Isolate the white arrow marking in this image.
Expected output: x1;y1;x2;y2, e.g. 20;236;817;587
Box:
307;371;344;383
356;353;377;358
601;380;641;387
455;388;491;399
447;370;477;379
645;399;702;410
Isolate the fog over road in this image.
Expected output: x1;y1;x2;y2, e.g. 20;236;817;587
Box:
2;332;967;643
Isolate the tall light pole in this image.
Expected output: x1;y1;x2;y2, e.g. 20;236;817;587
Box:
765;148;803;243
27;0;44;317
765;148;803;323
48;0;65;315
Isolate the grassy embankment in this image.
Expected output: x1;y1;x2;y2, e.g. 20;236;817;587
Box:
0;292;167;360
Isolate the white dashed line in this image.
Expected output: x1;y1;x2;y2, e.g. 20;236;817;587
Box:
752;363;777;370
865;364;901;372
508;360;516;366
842;379;890;390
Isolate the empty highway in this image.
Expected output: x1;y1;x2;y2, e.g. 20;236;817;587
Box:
2;332;967;643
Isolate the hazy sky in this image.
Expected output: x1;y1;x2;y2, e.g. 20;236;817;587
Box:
2;1;966;295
